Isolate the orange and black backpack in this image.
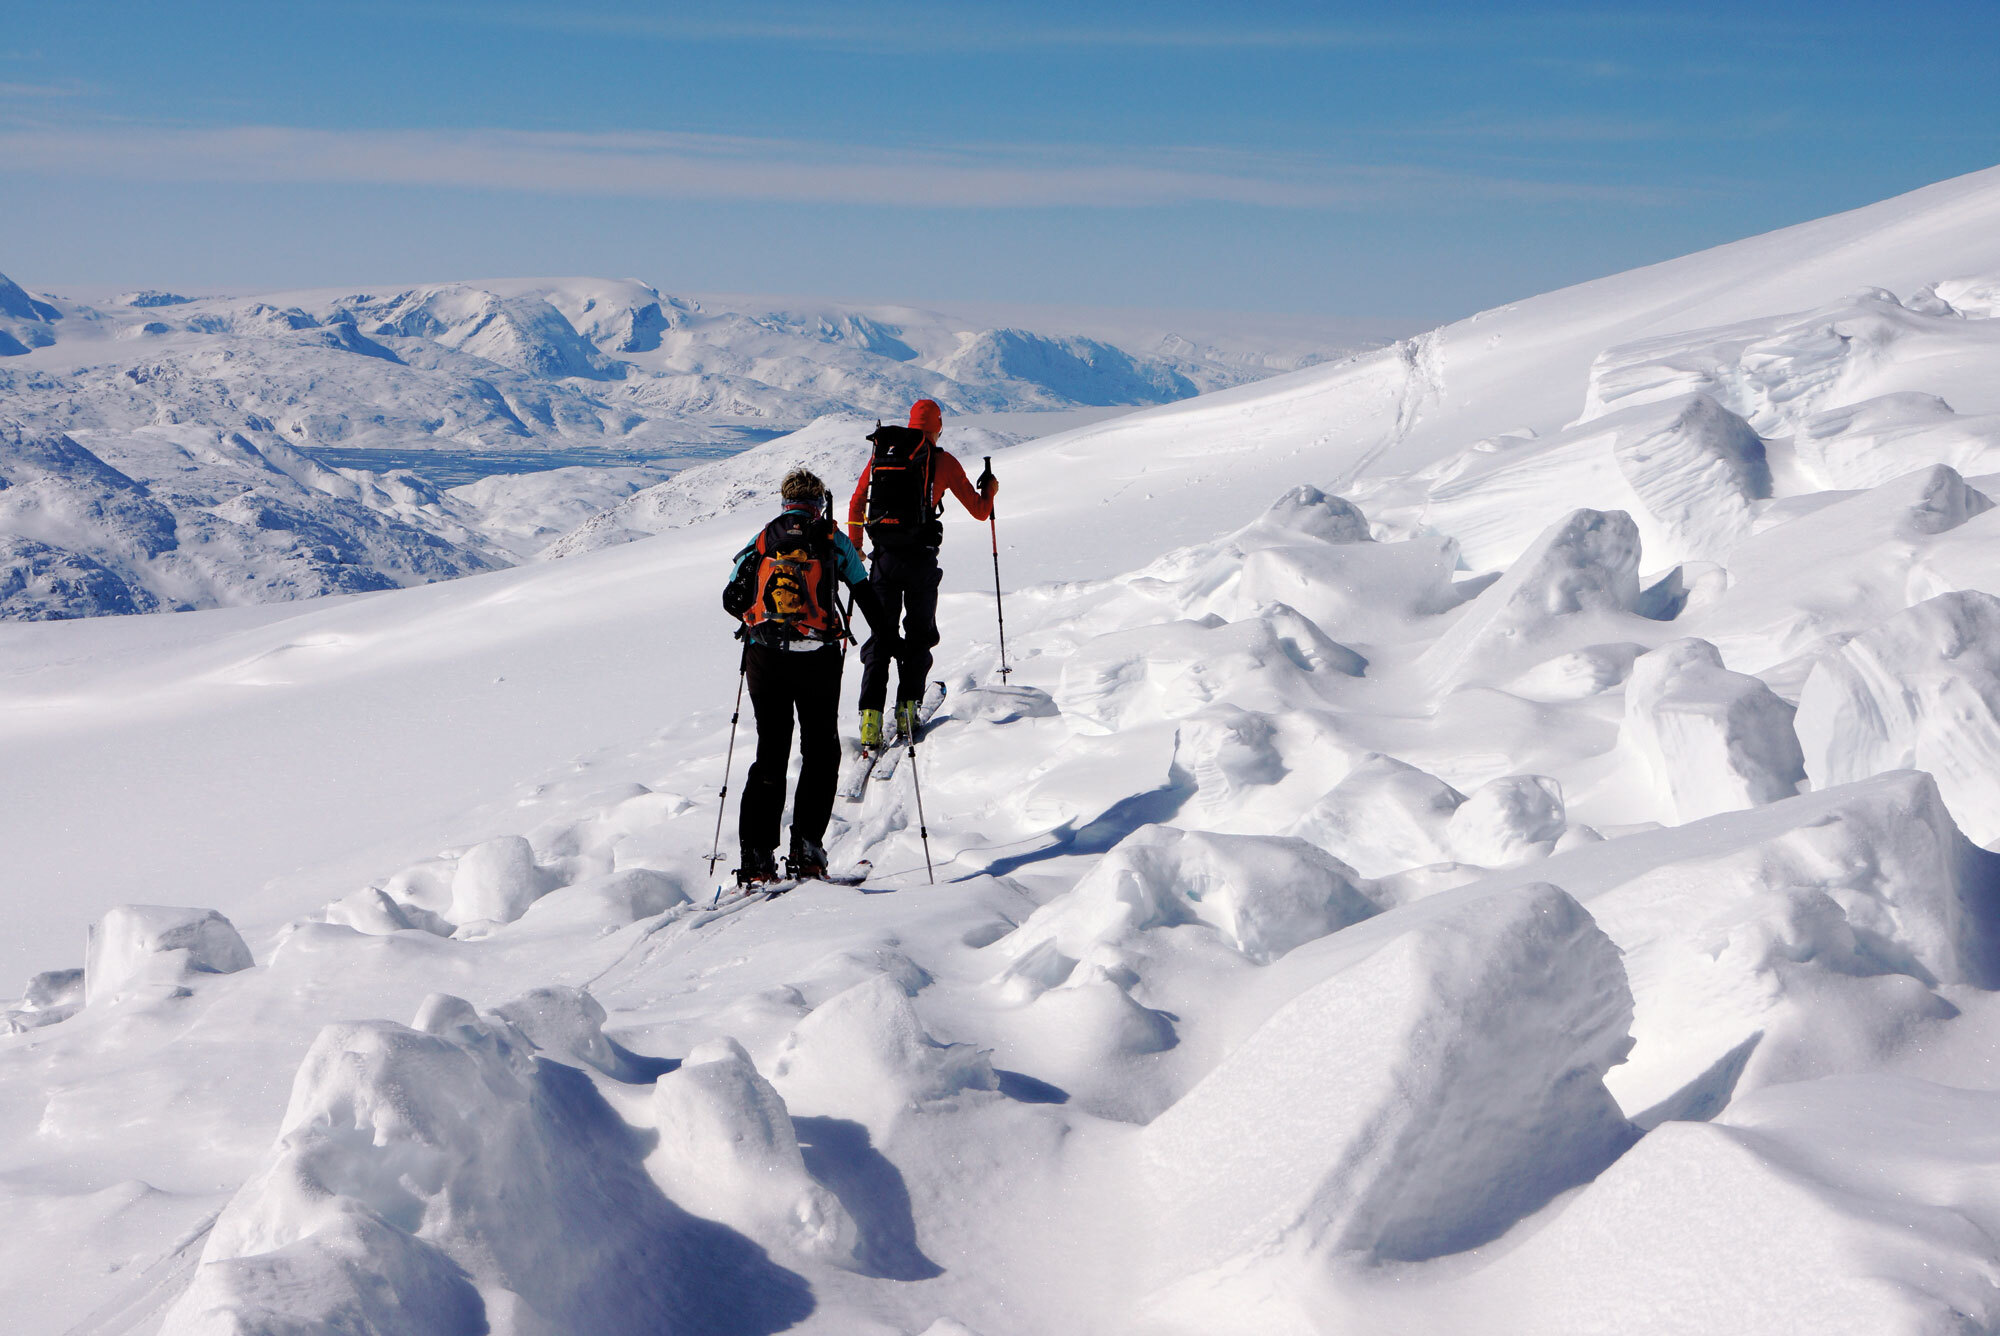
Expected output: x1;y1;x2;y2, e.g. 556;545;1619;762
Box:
863;424;943;548
724;510;847;645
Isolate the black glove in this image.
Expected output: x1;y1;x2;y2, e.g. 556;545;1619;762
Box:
976;456;996;495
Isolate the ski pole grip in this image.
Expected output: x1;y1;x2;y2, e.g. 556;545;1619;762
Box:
977;455;995;492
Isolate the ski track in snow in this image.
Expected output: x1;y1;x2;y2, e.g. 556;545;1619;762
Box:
8;167;2000;1333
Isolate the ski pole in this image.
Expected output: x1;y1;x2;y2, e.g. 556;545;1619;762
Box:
908;739;935;884
705;645;748;878
980;456;1010;682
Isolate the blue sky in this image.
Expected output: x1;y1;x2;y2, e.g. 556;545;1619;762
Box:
2;1;1995;321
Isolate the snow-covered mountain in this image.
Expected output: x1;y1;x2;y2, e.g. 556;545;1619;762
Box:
7;164;2000;1334
0;274;1382;618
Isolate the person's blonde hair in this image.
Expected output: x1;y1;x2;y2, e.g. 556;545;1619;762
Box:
781;468;826;504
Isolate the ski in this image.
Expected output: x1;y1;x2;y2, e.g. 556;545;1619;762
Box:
838;680;946;802
709;861;871;909
836;740;877;802
870;680;947;784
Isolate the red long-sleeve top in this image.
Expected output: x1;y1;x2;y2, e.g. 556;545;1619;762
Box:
847;445;995;547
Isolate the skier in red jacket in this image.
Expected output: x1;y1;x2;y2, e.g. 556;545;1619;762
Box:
846;398;997;746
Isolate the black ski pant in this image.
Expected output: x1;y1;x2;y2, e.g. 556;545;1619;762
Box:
738;641;844;856
858;544;941;712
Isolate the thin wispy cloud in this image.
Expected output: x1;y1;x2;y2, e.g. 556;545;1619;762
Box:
450;4;1413;53
0;123;1688;210
0;80;91;99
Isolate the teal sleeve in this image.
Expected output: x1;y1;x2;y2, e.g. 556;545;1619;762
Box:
832;531;868;585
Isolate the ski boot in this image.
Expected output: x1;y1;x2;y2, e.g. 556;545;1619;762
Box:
786;833;829;882
895;697;923;745
859;708;884;749
735;847;779;887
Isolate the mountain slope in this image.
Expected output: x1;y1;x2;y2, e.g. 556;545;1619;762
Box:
3;164;2000;1335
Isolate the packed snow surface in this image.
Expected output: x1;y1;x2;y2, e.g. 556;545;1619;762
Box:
8;165;2000;1334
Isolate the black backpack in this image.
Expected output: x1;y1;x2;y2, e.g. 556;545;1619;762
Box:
863;425;942;548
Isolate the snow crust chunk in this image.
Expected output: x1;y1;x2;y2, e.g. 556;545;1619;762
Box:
1408;394;1766;573
1129;485;1460;644
84;904;253;1005
163;994;812;1336
770;974;997;1131
1291;754;1463;877
995;823;1382;977
1623;637;1805;823
1547;770;2000;1117
649;1037;858;1264
1423;508;1643;687
1292;758;1572;875
446;834;558;925
1056;608;1362;735
1445;774;1568;868
1144;882;1635;1270
1796;589;2000;844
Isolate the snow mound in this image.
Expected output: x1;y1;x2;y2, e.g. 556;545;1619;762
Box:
1933;270;2000;317
1623;638;1805;823
995;824;1382;979
648;1036;858;1265
85;905;254;1005
1422;508;1644;686
1547;770;2000;1116
1795;392;2000;491
446;834;560;927
1694;463;1995;674
1126;487;1459;643
1418;394;1768;573
1056;607;1363;735
1796;589;2000;844
488;985;649;1081
1;966;84;1033
769;974;997;1132
1143;882;1634;1276
164;995;813;1335
1501;641;1644;702
1473;1077;2000;1335
1291;759;1575;876
1290;754;1463;877
1444;774;1569;868
1583;286;2000;442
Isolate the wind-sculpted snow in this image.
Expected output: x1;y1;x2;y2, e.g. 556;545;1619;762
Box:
1390;393;1769;573
994;823;1383;975
1622;637;1805;823
1797;590;2000;843
84;905;254;1006
1450;771;2000;1117
1144;882;1636;1278
1421;507;1645;687
161;995;815;1336
17;170;2000;1334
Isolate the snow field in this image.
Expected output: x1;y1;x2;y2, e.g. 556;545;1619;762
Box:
11;169;2000;1332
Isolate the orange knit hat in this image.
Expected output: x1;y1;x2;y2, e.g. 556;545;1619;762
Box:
908;399;943;433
